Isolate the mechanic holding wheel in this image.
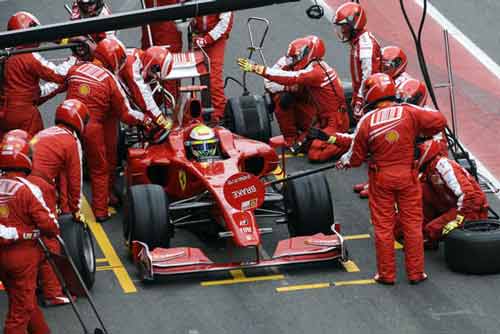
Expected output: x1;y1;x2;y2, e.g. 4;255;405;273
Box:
65;38;155;222
190;10;234;124
238;35;350;162
336;73;447;285
333;2;382;123
416;139;489;249
28;99;89;306
0;11;75;139
0;135;59;334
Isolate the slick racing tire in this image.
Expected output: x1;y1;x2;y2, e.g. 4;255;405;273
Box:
59;215;96;289
284;172;334;236
444;220;500;274
126;184;172;249
224;95;272;143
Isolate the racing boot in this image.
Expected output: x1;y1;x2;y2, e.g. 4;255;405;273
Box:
42;295;77;307
373;273;395;285
409;273;428;285
353;182;367;193
359;188;369;199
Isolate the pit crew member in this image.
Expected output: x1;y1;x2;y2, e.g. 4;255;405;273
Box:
69;0;114;42
0;135;59;334
119;46;174;133
337;73;447;285
333;2;381;122
0;12;76;138
65;38;151;221
30;99;89;305
238;35;349;161
191;11;234;123
141;0;183;101
417;139;489;248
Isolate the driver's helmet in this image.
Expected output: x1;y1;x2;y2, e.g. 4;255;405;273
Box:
188;124;219;161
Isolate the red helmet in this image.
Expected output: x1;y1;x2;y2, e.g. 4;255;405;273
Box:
382;46;408;78
55;99;89;136
417;139;443;169
94;38;127;74
3;129;31;142
142;46;174;81
77;0;105;17
7;11;40;31
397;79;428;106
363;73;396;105
0;136;32;172
286;35;325;70
332;3;367;42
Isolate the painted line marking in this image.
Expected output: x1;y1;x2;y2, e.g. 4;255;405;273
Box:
278;153;305;159
96;265;125;272
334;279;376;286
341;260;360;272
276;279;376;292
82;197;137;294
277;283;330;292
96;258;108;263
229;269;246;279
201;273;285;287
344;234;370;241
394;241;404;250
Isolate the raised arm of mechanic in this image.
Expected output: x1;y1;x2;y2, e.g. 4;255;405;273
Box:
109;75;146;126
32;53;76;84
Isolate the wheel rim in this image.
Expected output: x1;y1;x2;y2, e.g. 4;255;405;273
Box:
83;230;95;274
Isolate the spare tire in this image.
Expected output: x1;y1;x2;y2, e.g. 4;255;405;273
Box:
284;172;334;236
224;95;272;143
444;220;500;274
126;184;172;250
59;215;96;289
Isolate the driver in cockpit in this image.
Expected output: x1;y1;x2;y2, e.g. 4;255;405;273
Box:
186;124;222;162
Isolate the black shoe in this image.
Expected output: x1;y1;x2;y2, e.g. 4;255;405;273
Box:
409;273;428;285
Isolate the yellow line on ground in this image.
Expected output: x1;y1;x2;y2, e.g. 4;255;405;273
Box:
201;274;285;287
394;241;403;250
96;258;108;263
278;153;305;159
334;279;376;286
96;265;124;271
276;283;330;292
342;260;360;272
82;197;137;294
344;234;371;240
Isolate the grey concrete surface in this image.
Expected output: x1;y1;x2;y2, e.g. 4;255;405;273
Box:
1;1;500;334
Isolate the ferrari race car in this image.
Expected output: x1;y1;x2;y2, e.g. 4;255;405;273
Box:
123;118;347;281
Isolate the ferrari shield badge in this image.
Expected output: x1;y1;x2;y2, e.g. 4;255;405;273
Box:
178;170;187;191
0;205;9;218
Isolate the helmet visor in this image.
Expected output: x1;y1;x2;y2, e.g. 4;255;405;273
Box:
191;139;217;158
335;24;351;42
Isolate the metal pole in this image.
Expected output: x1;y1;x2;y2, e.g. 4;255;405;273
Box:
0;0;299;49
141;0;155;47
443;29;458;148
0;43;80;57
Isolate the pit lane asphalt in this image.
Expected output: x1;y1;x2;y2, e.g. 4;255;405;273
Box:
2;1;500;333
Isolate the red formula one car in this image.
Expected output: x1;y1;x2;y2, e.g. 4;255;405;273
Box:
123;109;347;281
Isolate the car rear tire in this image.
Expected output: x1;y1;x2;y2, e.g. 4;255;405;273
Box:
126;184;172;249
224;95;272;143
444;220;500;274
284;172;334;236
59;215;96;289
